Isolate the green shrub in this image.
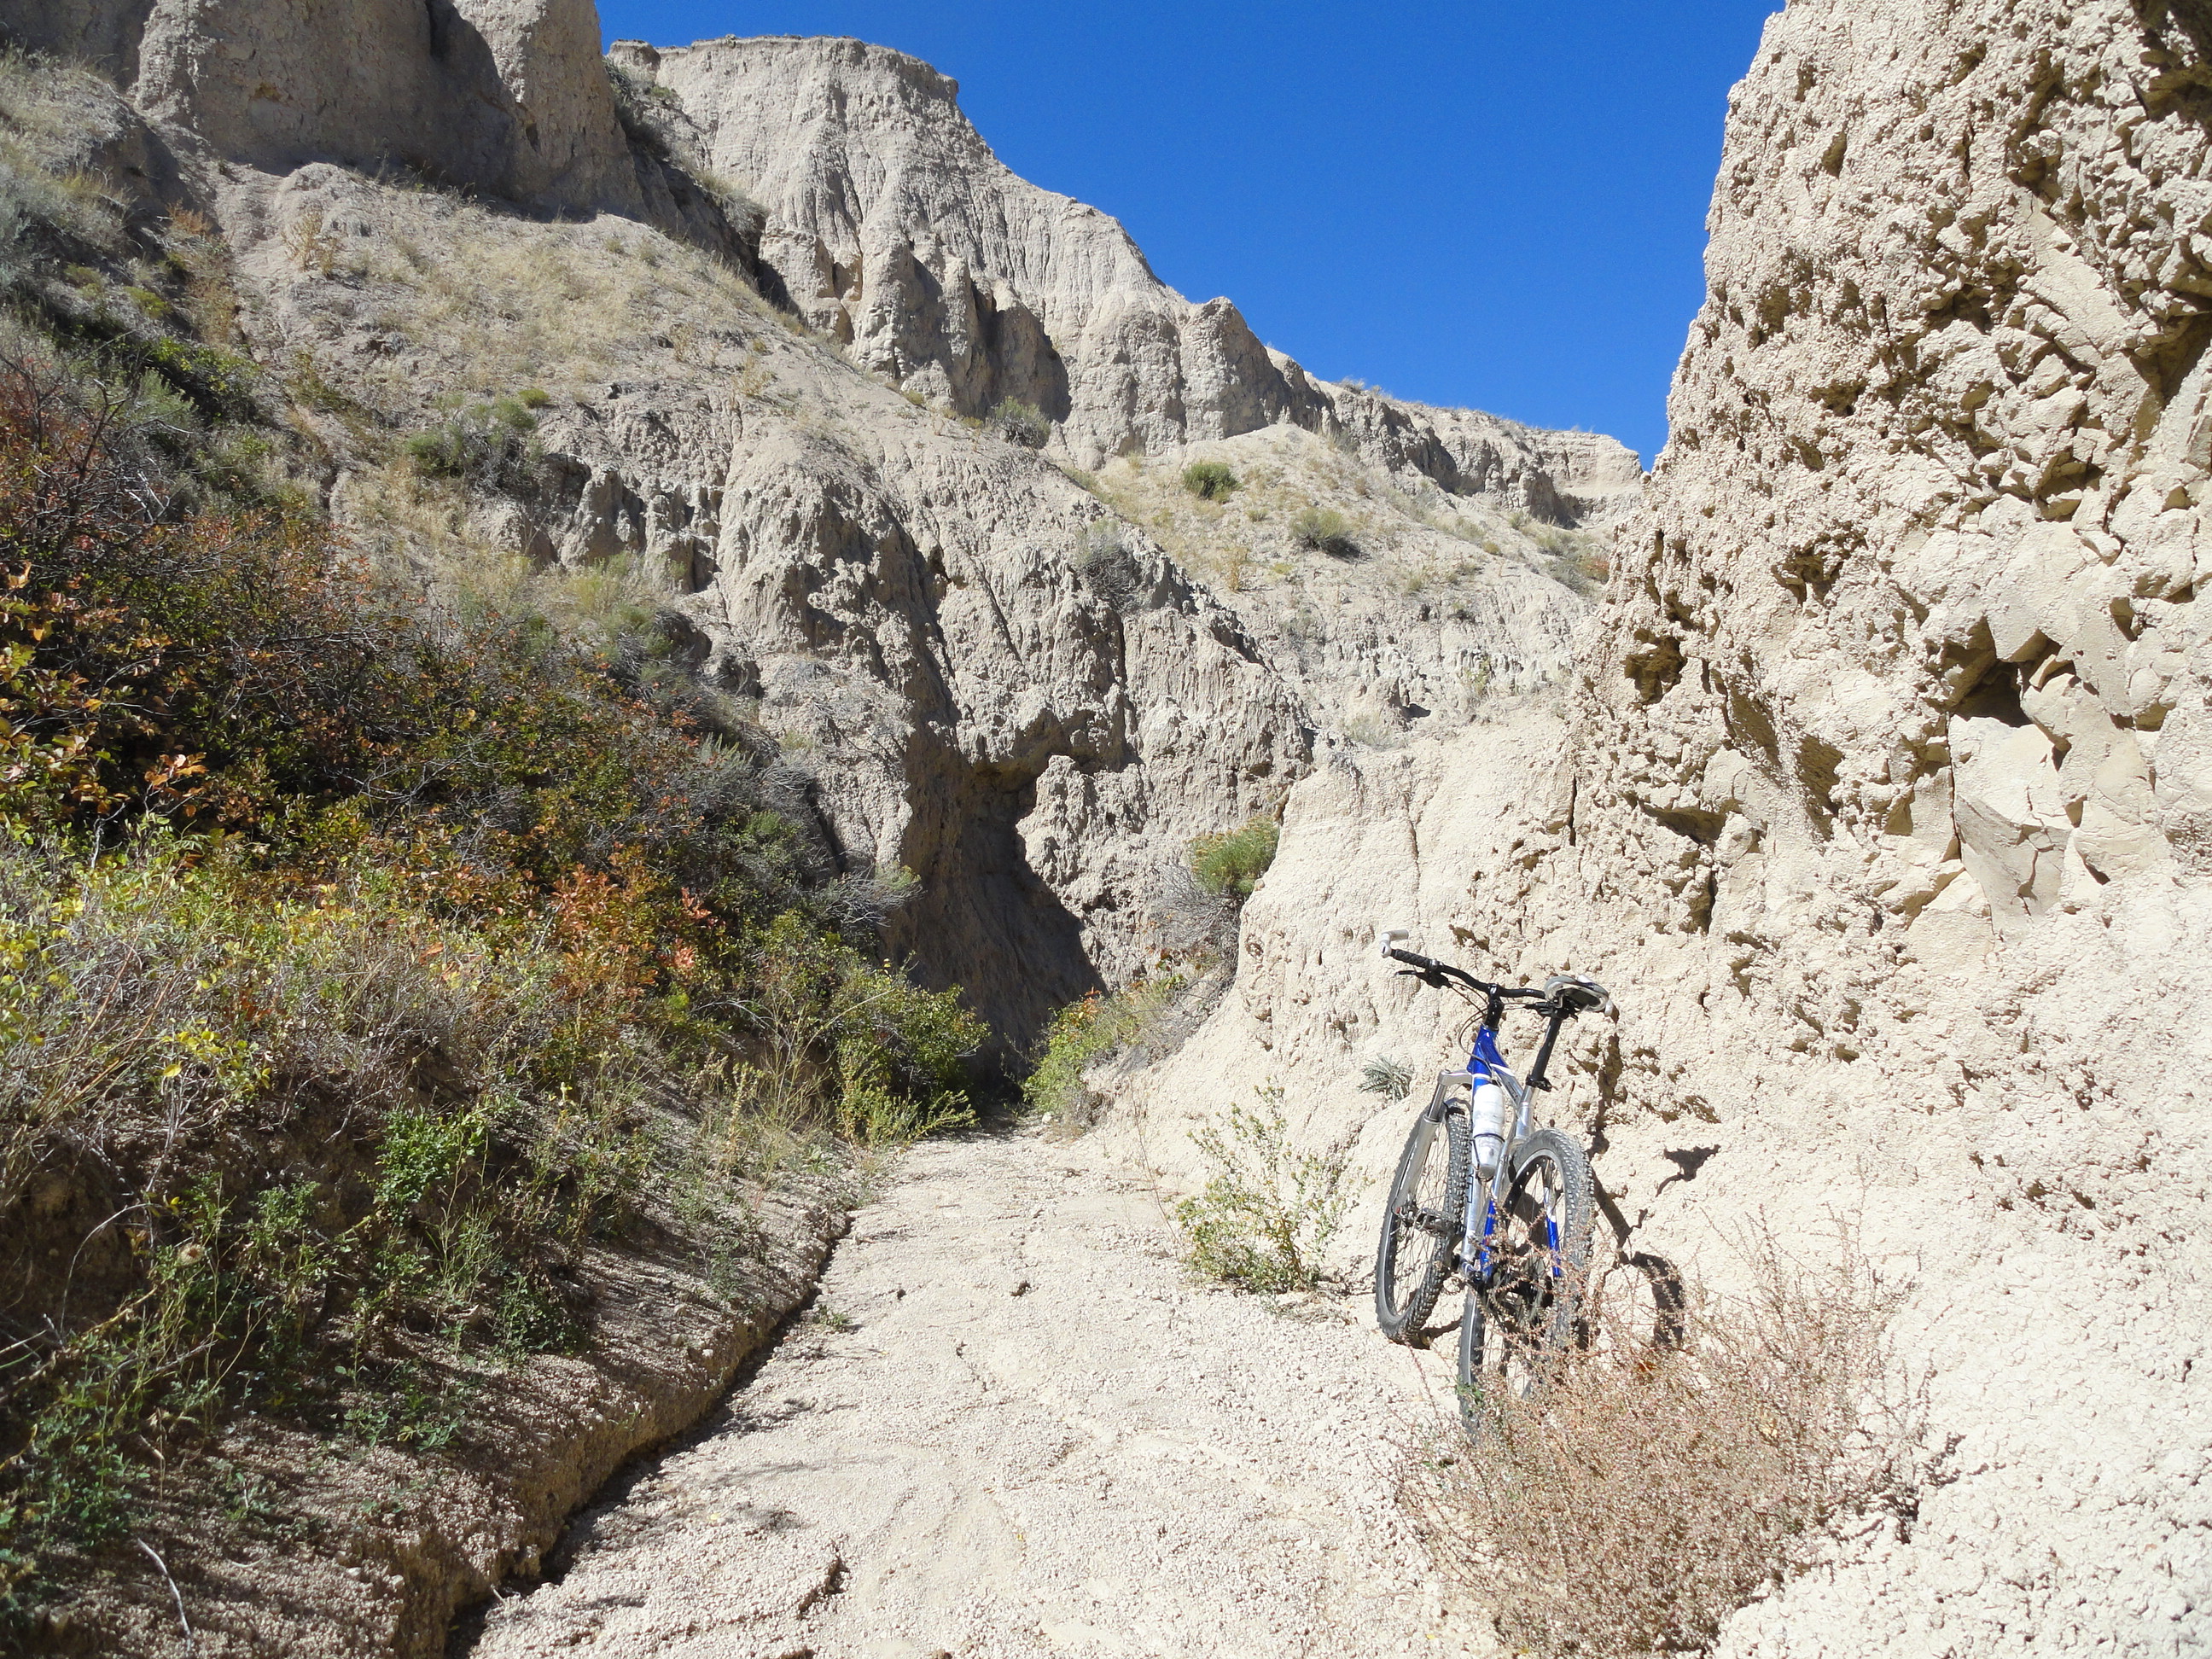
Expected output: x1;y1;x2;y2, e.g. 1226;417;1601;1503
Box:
0;335;993;1617
1359;1056;1413;1099
1022;975;1184;1131
1181;460;1237;500
0;837;651;1601
1190;815;1279;901
736;909;985;1143
403;394;543;489
139;335;257;421
988;397;1051;449
1175;1087;1349;1292
1292;505;1360;559
604;61;682;160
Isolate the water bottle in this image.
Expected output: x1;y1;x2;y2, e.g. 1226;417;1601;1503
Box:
1470;1083;1509;1177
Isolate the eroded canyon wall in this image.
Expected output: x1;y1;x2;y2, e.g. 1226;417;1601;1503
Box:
1103;2;2212;1650
0;1;1635;1048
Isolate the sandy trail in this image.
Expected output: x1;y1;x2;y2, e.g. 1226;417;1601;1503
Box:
467;1125;1486;1658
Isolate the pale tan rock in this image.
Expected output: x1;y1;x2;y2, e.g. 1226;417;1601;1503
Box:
12;0;643;215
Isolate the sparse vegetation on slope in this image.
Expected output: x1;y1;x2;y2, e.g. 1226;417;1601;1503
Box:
1021;975;1188;1135
0;337;984;1633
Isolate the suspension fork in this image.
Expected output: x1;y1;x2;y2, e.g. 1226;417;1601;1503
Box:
1462;1064;1523;1284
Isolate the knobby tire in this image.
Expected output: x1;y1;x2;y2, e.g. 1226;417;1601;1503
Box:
1374;1098;1469;1344
1456;1126;1593;1440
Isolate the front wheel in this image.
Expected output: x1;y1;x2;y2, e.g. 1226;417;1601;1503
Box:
1373;1098;1469;1343
1457;1126;1594;1439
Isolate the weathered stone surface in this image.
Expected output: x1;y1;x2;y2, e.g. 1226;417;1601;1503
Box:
6;0;644;214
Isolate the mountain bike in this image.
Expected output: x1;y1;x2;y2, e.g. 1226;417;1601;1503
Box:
1371;929;1611;1437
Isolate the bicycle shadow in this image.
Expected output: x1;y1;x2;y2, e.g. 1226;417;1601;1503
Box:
1586;1083;1691;1352
1590;1183;1687;1351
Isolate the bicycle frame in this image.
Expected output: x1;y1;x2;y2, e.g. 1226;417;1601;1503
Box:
1417;1003;1570;1286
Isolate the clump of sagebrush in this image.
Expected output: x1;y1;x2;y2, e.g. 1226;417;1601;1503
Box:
1293;505;1360;559
1190;815;1278;902
1181;459;1237;500
0;337;986;1627
1175;1087;1349;1292
404;391;548;492
1403;1234;1924;1658
989;397;1050;448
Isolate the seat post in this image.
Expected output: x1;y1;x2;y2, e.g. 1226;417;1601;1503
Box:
1524;1007;1571;1093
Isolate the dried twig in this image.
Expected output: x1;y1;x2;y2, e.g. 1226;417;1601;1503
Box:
133;1536;194;1655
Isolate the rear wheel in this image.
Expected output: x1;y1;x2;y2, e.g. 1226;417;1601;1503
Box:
1374;1097;1469;1343
1457;1126;1593;1438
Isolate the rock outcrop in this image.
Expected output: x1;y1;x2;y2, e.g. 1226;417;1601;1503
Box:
607;33;1645;520
227;153;1310;1047
1101;1;2212;1650
17;0;645;216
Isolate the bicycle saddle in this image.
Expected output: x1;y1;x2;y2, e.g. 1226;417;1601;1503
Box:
1544;973;1613;1015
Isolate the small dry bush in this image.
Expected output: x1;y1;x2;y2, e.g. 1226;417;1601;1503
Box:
988;397;1050;448
1076;520;1147;610
1175;1086;1348;1293
1406;1235;1924;1657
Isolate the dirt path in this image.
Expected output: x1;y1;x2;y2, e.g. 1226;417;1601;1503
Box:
466;1125;1486;1658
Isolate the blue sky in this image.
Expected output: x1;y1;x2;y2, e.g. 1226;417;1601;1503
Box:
596;3;1783;465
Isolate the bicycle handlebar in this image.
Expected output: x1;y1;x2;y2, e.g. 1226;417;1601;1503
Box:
1382;945;1545;1001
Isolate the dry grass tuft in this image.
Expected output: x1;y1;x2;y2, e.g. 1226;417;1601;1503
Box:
1405;1231;1928;1657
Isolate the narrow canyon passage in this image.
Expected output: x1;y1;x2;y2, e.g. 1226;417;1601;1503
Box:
467;1129;1483;1658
